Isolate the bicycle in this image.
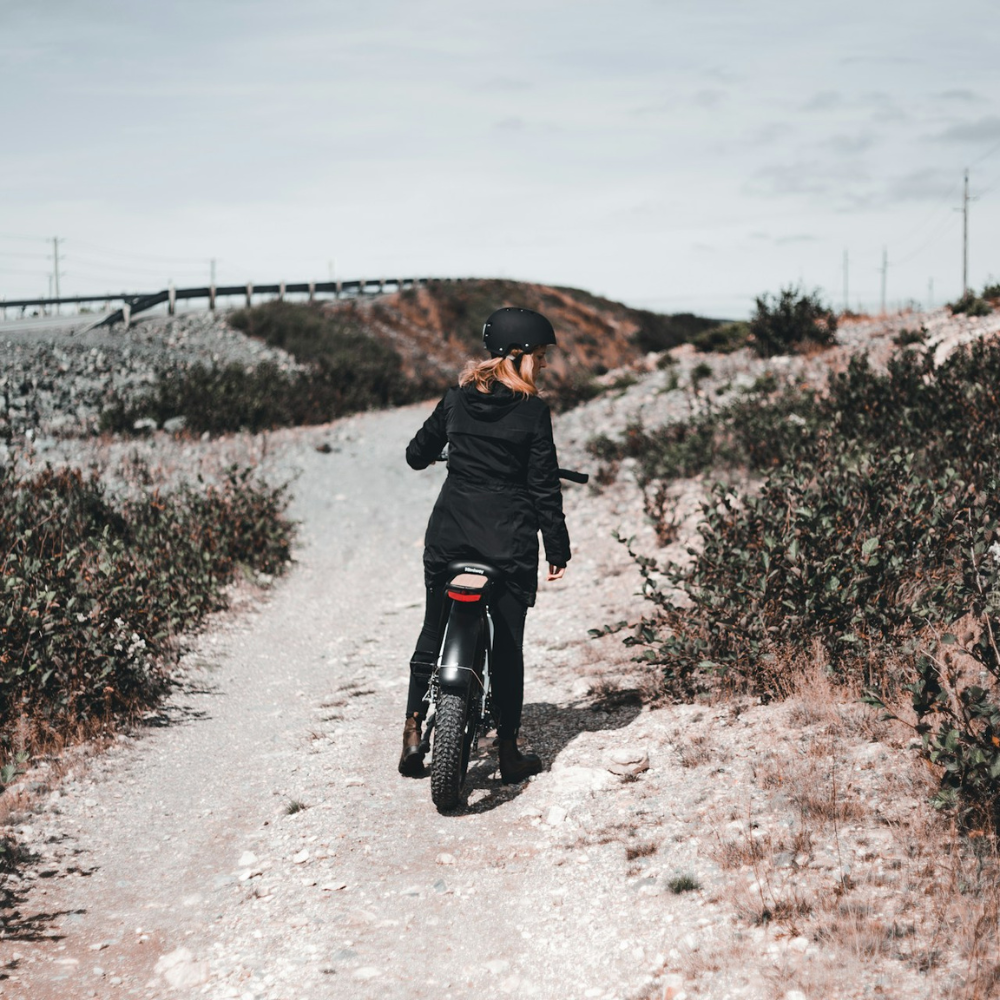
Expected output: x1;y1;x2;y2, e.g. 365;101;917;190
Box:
419;469;588;811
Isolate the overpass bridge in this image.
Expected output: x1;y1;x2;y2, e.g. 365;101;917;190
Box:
0;275;447;329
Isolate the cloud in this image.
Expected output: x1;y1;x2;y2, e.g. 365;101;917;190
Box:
938;89;983;103
748;165;831;198
743;122;795;146
746;160;872;209
692;88;725;109
823;133;876;154
475;76;531;92
801;90;842;112
494;117;525;131
886;169;958;202
839;55;920;66
932;116;1000;143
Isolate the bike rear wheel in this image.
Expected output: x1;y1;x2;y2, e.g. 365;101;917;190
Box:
430;690;477;811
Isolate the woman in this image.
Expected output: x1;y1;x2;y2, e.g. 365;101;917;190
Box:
399;306;571;784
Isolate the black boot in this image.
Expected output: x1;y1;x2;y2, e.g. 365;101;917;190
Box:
498;738;542;784
398;714;425;776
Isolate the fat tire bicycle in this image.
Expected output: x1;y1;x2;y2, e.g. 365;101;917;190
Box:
419;468;587;812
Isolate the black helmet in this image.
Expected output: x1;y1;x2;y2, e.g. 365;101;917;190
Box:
482;307;556;357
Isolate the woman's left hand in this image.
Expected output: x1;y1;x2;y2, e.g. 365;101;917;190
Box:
547;565;566;581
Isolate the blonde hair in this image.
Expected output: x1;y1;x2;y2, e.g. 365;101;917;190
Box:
459;348;540;397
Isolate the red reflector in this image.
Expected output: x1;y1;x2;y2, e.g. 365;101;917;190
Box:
447;590;481;602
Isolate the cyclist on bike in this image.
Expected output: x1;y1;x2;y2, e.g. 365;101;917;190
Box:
399;306;571;784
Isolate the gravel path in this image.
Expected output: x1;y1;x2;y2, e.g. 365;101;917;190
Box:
3;312;998;998
1;403;664;1000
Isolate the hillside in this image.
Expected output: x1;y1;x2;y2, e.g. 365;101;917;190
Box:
315;278;720;398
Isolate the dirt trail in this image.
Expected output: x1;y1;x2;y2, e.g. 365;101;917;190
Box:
1;403;665;1000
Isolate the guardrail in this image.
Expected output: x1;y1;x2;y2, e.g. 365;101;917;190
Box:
0;276;444;328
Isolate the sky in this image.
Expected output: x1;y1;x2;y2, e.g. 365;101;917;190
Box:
3;0;1000;318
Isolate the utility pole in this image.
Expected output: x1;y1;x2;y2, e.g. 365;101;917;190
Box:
962;168;969;295
842;248;849;313
210;258;216;286
880;247;888;315
52;236;63;314
209;258;217;312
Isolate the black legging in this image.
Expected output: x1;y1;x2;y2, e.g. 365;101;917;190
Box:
406;585;528;739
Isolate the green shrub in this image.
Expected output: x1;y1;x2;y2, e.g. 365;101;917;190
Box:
982;281;1000;301
690;362;714;391
949;292;994;317
586;378;819;490
690;321;750;354
0;462;292;768
547;374;605;413
748;287;837;358
893;326;928;347
614;339;1000;823
103;302;429;435
631;312;723;354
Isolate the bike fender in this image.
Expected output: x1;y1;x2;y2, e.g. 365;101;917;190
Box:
438;664;476;691
438;604;483;691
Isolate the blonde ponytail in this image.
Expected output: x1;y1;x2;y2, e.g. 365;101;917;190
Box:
459;348;540;397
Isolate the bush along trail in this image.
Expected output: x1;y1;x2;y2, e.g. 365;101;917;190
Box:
0;460;293;772
598;337;1000;828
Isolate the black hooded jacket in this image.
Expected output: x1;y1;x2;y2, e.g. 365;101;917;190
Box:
406;383;571;606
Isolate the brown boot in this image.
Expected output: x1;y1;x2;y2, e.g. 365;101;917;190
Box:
498;738;542;784
398;714;425;776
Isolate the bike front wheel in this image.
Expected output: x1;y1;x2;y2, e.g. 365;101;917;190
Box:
430;690;476;811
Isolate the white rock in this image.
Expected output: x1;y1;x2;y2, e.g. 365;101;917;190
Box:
345;776;365;786
291;850;310;864
607;748;650;777
238;851;258;867
789;936;809;953
321;881;348;891
662;976;685;1000
353;966;381;979
784;992;808;1000
547;765;612;793
545;805;568;827
154;948;210;989
436;853;456;865
485;959;510;974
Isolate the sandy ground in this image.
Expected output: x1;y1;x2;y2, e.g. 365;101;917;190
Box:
3;312;1000;998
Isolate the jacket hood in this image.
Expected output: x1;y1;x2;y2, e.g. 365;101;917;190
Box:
457;382;524;422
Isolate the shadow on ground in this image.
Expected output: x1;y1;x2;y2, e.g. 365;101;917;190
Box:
455;693;643;815
0;841;86;942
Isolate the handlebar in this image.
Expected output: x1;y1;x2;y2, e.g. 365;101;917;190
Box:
435;447;588;484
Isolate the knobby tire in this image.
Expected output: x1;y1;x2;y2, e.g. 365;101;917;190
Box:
431;690;475;811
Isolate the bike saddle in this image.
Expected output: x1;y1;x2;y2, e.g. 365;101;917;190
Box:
445;559;501;583
445;560;500;602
